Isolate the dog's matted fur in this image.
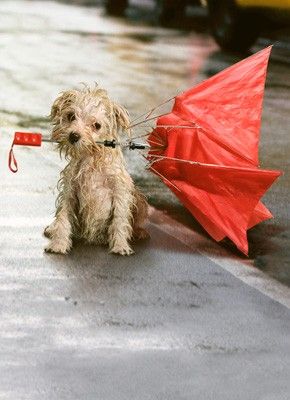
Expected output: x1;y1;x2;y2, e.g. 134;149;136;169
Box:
44;85;149;255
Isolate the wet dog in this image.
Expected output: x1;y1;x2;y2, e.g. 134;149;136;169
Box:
44;86;149;255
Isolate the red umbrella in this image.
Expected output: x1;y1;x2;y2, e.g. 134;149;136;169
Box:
145;46;282;255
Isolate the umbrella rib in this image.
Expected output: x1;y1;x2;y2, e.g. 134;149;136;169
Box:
129;124;201;137
129;113;169;129
130;132;151;140
129;96;176;125
171;115;258;166
147;154;247;170
137;150;181;192
156;124;201;129
148;165;181;193
142;111;257;167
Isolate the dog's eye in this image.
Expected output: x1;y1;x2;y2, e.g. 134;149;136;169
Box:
67;112;75;122
94;122;101;130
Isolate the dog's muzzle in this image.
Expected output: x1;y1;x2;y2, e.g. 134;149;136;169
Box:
69;132;80;144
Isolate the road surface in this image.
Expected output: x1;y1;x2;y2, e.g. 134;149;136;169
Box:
0;1;290;399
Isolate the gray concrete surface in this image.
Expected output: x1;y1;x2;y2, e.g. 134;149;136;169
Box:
1;145;290;399
0;1;290;398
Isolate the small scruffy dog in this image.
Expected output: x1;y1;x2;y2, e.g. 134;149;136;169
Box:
44;86;148;255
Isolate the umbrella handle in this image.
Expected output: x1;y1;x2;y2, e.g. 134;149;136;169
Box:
13;132;42;146
8;132;43;173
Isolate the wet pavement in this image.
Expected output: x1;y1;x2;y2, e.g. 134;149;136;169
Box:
1;132;290;399
0;0;289;283
0;1;290;398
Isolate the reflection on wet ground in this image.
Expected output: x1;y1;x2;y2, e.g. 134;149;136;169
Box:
0;0;289;284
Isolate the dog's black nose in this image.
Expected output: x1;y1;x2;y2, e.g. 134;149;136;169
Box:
69;132;80;144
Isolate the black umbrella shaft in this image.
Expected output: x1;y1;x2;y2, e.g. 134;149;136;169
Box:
41;138;149;150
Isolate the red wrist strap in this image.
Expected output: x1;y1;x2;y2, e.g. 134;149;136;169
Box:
8;132;42;173
8;145;18;173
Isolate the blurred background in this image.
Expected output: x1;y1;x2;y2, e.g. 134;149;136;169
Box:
0;0;290;282
102;0;290;52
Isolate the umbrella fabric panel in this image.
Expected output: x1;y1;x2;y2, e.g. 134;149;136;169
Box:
151;113;262;168
173;46;272;167
247;202;273;229
150;160;281;254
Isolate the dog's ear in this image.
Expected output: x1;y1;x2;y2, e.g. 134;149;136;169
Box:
113;102;130;136
50;90;78;121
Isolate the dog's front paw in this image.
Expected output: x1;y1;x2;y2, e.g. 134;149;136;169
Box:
44;241;71;255
43;225;53;238
110;243;134;256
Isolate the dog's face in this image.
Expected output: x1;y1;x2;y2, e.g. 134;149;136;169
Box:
50;86;130;157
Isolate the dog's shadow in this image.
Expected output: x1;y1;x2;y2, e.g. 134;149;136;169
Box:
44;225;206;328
44;224;195;298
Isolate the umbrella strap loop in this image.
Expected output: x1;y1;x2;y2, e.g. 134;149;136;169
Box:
8;144;18;173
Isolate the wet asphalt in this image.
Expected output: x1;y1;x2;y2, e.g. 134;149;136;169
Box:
0;1;290;398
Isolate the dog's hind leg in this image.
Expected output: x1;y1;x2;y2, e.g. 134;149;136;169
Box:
132;189;150;241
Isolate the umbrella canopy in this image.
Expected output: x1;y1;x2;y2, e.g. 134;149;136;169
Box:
148;46;282;255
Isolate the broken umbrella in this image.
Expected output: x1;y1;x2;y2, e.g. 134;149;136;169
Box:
138;46;281;255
